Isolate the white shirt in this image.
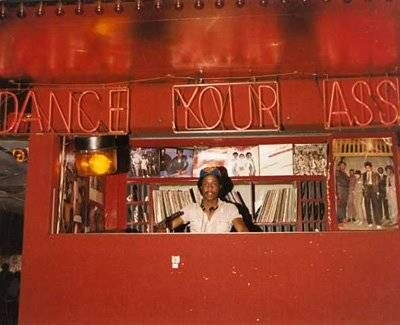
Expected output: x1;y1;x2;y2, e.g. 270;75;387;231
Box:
181;199;240;233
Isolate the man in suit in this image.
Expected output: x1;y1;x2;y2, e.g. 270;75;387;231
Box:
377;167;389;222
335;161;349;224
362;161;382;229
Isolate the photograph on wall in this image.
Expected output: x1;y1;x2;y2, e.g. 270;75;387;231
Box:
333;137;398;231
259;144;293;176
192;146;259;177
293;143;328;175
129;147;160;177
160;148;193;177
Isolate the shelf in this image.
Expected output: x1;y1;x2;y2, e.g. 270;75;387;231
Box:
126;175;326;184
127;177;198;184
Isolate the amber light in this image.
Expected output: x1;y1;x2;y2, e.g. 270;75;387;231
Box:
12;148;28;162
75;150;117;176
73;135;128;177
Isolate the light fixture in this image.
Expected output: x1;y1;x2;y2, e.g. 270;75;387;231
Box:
35;0;45;16
95;0;104;15
215;0;224;8
174;0;184;10
259;0;268;7
136;0;144;12
0;1;7;19
55;0;65;16
74;136;129;177
12;148;28;163
16;1;26;18
154;0;163;10
115;0;123;13
75;0;84;15
194;0;204;9
235;0;245;8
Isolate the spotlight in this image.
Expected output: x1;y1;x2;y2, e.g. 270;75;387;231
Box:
16;1;26;18
136;0;144;12
175;0;184;10
215;0;224;8
75;0;84;15
0;1;5;20
35;0;45;16
95;0;104;15
115;0;123;13
55;1;65;16
235;0;245;8
154;0;163;10
194;0;204;9
259;0;268;6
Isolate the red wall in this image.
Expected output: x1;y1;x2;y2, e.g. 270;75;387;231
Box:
0;1;399;83
19;134;400;325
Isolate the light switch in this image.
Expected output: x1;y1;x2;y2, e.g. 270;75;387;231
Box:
171;255;180;269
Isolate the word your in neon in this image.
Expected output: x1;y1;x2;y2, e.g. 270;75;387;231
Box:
172;82;281;133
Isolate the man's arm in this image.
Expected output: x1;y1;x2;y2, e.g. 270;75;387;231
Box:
232;217;249;232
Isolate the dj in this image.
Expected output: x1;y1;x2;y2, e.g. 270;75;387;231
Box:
167;167;248;233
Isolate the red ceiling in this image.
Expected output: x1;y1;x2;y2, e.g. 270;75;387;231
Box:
0;0;399;84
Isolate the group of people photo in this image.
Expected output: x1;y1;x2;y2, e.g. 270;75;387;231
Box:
293;144;327;176
335;159;398;230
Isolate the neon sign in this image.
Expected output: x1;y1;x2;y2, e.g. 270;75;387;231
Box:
172;81;281;133
0;87;130;135
323;77;399;129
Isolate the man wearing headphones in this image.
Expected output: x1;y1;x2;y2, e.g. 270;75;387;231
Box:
168;167;248;233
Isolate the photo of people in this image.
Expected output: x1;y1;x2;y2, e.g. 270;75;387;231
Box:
293;144;327;175
193;146;259;177
129;148;160;177
163;148;193;177
333;137;398;230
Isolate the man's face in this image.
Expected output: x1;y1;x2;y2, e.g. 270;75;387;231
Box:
200;175;220;201
339;163;346;171
365;165;372;172
378;167;384;174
